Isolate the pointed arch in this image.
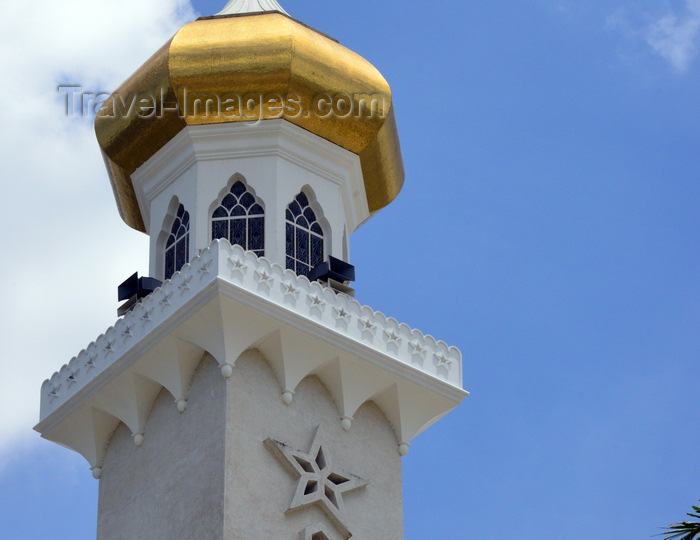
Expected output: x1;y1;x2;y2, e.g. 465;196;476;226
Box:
164;202;190;280
285;188;327;277
211;175;265;257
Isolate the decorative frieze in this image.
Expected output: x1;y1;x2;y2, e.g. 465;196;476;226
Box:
36;241;466;469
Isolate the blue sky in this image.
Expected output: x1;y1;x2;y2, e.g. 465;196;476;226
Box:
1;1;699;538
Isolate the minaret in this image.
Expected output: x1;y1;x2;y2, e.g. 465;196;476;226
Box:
35;3;467;539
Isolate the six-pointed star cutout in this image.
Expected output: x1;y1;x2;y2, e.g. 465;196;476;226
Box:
265;425;368;537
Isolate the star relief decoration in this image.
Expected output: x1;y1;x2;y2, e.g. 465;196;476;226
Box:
159;290;173;308
122;322;134;338
308;294;326;316
140;306;154;322
409;340;427;357
254;268;274;288
332;306;351;326
281;280;300;301
85;353;98;371
178;274;193;292
228;256;248;278
47;382;62;402
103;337;116;353
66;365;80;386
383;328;401;348
433;352;453;375
197;256;213;276
358;317;377;338
265;425;368;537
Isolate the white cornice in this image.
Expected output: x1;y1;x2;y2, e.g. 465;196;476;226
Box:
36;242;466;468
132;120;369;234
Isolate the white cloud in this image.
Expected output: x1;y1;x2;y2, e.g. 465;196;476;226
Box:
646;0;700;72
0;0;195;458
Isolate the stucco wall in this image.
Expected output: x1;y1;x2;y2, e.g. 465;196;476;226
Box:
97;355;225;540
96;349;403;540
223;349;403;539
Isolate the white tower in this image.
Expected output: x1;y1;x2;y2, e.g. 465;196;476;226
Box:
35;3;467;539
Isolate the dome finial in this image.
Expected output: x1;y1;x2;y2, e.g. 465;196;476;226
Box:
217;0;288;16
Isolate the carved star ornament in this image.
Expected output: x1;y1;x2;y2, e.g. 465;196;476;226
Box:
265;425;368;537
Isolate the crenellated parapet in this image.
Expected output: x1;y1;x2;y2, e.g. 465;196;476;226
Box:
36;241;466;473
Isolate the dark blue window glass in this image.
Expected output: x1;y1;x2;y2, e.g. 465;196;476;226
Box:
249;217;264;254
285;191;324;278
311;235;323;267
230;218;245;246
211;180;265;256
240;192;255;207
286;223;294;269
221;194;236;210
296;192;309;207
296;227;308;262
289;200;302;217
232;181;246;197
165;250;174;281
164;203;190;280
212;219;227;240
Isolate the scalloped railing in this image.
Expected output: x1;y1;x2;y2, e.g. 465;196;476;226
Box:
41;240;463;416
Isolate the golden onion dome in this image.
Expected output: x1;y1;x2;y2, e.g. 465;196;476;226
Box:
95;7;404;232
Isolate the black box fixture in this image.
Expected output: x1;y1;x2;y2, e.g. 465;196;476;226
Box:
117;272;162;316
309;257;356;296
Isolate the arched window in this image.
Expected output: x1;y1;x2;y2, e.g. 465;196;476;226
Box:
211;180;264;257
165;204;190;280
286;191;323;277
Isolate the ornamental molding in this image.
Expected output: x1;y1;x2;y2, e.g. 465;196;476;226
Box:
36;241;466;469
265;425;367;538
133;121;368;236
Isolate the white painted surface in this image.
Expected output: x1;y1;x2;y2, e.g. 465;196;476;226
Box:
97;356;226;540
36;242;466;469
130;120;367;280
96;352;403;539
37;120;464;538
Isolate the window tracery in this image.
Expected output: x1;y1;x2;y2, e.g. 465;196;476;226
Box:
165;204;190;280
211;180;264;257
286;191;324;277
